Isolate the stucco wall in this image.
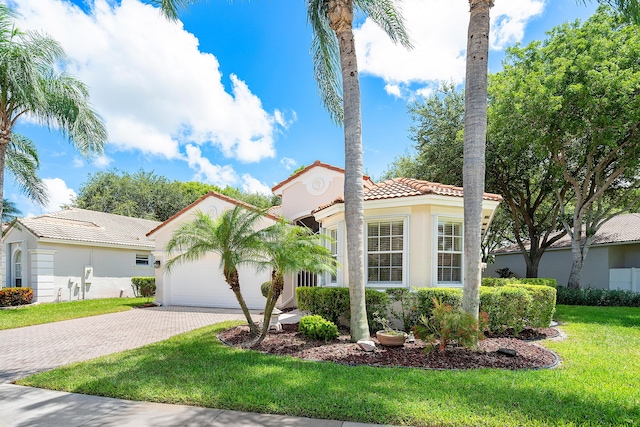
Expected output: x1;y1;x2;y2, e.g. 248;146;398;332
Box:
486;245;612;289
150;194;275;309
2;224;154;302
278;169;345;221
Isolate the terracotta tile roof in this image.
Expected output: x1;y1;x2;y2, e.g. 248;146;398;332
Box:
268;205;283;218
146;191;280;237
494;213;640;254
13;208;160;248
271;160;374;192
313;178;502;213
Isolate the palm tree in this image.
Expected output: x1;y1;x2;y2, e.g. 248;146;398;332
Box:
2;199;21;223
252;222;337;346
461;0;493;319
164;207;267;336
0;4;106;221
307;0;411;342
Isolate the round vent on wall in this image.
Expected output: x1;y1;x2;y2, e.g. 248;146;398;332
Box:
304;174;330;196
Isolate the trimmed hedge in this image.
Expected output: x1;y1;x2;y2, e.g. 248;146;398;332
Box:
296;287;389;331
482;277;557;288
556;286;640;307
299;315;339;341
415;285;555;332
131;277;156;298
0;287;34;307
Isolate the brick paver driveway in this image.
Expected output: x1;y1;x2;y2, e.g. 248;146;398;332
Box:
0;306;260;384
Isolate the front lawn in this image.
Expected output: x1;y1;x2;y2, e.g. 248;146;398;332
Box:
17;305;640;426
0;297;148;330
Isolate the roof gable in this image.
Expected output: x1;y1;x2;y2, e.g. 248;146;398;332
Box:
146;190;280;237
271;160;374;195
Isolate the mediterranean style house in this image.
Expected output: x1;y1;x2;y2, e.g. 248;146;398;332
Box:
1;208;160;303
149;161;502;309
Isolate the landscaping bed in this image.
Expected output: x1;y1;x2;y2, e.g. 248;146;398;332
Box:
219;323;559;370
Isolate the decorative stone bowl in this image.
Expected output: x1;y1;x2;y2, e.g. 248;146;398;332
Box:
376;330;406;347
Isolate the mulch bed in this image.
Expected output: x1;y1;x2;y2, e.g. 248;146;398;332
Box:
218;323;560;370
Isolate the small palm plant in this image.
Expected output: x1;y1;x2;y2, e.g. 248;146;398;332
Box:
164;206;267;336
251;222;337;346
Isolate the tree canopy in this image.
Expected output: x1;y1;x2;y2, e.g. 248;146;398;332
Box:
73;169;279;222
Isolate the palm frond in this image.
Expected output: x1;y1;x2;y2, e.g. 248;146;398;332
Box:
147;0;202;21
5;134;48;206
355;0;413;49
578;0;640;24
307;0;344;123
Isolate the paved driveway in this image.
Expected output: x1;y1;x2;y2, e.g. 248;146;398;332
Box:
0;306;261;384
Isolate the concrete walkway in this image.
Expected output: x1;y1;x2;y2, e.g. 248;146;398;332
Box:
0;306;399;427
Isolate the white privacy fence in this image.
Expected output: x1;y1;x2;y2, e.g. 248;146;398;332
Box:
609;268;640;292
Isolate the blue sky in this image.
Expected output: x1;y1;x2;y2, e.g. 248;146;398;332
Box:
6;0;597;217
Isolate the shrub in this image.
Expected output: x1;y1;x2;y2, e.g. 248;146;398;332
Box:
296;287;389;332
495;267;515;278
413;298;487;351
299;315;339;341
415;288;462;317
260;281;271;298
556;286;640;307
481;277;557;288
513;284;556;327
296;287;350;325
480;286;532;334
386;288;420;331
0;287;34;307
131;277;156;300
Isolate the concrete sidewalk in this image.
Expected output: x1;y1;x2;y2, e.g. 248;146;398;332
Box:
0;384;396;427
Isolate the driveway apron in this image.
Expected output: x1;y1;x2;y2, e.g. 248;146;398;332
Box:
0;306;260;384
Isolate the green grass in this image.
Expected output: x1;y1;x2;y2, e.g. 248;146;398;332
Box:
0;297;148;330
17;305;640;427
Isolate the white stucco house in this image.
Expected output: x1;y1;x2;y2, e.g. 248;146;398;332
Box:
486;213;640;291
150;161;503;309
1;208;160;303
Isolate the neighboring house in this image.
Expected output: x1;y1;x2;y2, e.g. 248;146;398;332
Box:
486;213;640;291
1;208;160;303
150;161;502;309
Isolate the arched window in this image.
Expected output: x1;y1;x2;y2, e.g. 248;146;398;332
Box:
13;250;22;287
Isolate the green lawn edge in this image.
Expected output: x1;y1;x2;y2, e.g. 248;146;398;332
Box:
0;297;148;330
17;306;640;427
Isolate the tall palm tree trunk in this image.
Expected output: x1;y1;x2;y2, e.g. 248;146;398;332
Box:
462;0;493;318
329;0;370;342
0;136;8;221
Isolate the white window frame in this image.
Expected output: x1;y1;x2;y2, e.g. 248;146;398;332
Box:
135;254;150;267
432;215;464;287
365;216;408;288
13;249;22;288
325;226;339;285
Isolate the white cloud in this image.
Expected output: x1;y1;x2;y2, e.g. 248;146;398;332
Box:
12;0;284;166
184;145;238;187
43;178;77;213
354;0;544;89
93;154;113;168
280;157;297;171
73;156;84;168
384;84;402;98
241;174;272;195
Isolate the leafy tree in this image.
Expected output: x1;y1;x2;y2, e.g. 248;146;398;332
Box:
0;4;106;221
307;0;411;342
496;8;640;288
252;222;336;346
74;169;188;221
164;207;267;336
